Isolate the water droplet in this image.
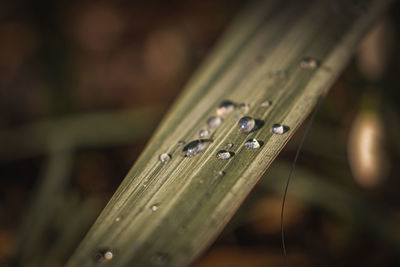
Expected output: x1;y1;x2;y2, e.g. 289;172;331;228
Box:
115;217;121;222
199;129;210;138
260;100;272;108
182;139;213;157
104;251;113;261
217;150;233;160
217;100;236;116
151;253;169;265
245;138;262;149
159;153;171;163
224;143;234;149
207;116;223;129
238;103;250;114
275;70;287;78
94;249;114;263
300;57;320;70
177;141;185;146
150;204;159;212
271;124;290;135
216;170;225;176
238;116;256;133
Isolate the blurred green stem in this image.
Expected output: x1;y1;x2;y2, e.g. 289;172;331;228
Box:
0;105;163;162
15;147;73;267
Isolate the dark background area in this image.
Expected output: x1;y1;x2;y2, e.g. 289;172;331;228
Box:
0;0;399;266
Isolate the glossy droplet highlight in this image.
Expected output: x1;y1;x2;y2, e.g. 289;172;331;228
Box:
94;249;114;263
217;150;233;160
207;116;222;129
150;204;159;212
104;251;113;261
182;139;212;157
271;124;290;135
300;57;320;70
217;100;236;116
199;129;210;138
216;170;225;176
115;217;121;222
261;100;272;108
245;138;262;149
159;153;171;163
238;116;256;133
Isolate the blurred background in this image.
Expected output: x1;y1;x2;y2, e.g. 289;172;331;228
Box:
0;0;399;266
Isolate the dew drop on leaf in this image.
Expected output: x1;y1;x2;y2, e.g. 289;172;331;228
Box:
150;204;159;212
104;251;113;261
216;170;226;176
217;150;233;160
238;116;256;133
159;153;171;163
94;249;114;263
199;129;210;138
245;138;262;149
300;57;320;70
207;116;223;129
260;100;272;108
182;140;213;157
217;100;236;116
271;124;290;134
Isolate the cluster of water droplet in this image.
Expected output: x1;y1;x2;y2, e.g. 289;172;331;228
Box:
163;97;291;163
102;57;318;267
179;100;241;159
158;60;304;164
